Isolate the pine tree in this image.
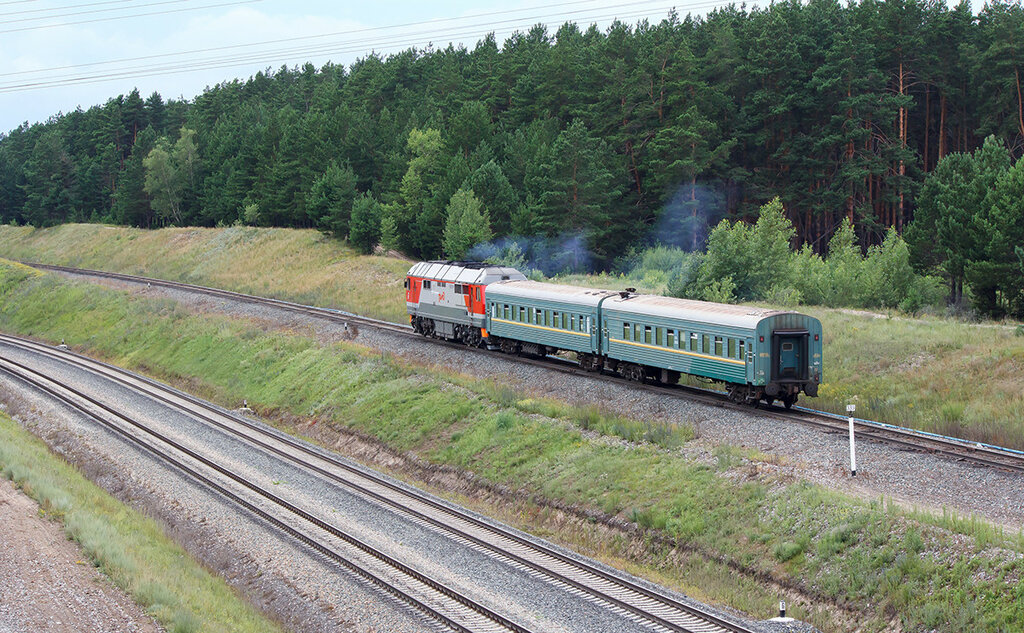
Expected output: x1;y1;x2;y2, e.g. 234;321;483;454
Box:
466;160;517;237
378;209;400;253
307;161;357;239
443;187;493;259
349;193;382;254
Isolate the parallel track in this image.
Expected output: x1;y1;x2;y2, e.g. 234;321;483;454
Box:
26;261;1024;476
0;333;759;633
0;348;530;633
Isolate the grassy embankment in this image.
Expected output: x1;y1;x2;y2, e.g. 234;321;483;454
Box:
0;223;410;322
1;223;1022;449
0;406;283;633
0;259;1021;632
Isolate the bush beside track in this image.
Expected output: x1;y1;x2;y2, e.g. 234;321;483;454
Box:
0;259;1022;632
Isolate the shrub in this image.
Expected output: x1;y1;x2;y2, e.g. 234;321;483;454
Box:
774;540;804;562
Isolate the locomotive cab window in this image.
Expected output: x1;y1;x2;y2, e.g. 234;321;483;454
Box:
423;280;431;289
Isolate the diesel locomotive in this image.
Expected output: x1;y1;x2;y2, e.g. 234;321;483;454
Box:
406;261;821;408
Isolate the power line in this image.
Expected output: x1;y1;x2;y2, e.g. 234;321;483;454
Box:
0;0;711;81
2;0;138;19
0;0;737;94
1;0;659;75
0;0;261;33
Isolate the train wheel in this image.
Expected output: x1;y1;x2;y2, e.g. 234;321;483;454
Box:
727;384;744;403
577;353;601;372
620;364;644;382
421;318;435;337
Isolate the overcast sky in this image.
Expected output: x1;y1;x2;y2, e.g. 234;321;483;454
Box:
0;0;989;134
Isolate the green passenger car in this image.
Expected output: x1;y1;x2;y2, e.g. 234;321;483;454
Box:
485;281;821;408
600;294;821;407
484;281;616;363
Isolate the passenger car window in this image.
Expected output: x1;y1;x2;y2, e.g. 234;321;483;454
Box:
714;336;723;356
644;326;652;344
623;322;630;340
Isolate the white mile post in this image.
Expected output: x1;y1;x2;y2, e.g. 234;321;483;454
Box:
846;403;857;476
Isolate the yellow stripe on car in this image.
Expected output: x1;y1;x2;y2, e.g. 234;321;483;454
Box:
608;338;747;366
490;317;591;337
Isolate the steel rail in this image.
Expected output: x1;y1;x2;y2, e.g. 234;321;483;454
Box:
0;353;532;633
0;333;758;633
25;261;1024;475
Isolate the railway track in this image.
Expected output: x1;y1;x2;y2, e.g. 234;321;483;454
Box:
0;334;762;633
0;344;529;633
25;261;1024;476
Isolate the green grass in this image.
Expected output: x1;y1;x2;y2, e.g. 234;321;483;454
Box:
1;259;1022;632
0;411;283;633
805;308;1024;448
0;223;411;322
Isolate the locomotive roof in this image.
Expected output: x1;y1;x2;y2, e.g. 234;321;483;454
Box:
408;261;526;284
605;294;799;329
486;280;618;306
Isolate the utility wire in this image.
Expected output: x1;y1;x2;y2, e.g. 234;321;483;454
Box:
1;0;662;74
3;0;140;19
0;0;734;94
1;0;703;80
0;0;261;33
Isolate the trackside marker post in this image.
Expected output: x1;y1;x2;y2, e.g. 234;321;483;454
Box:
847;404;857;476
